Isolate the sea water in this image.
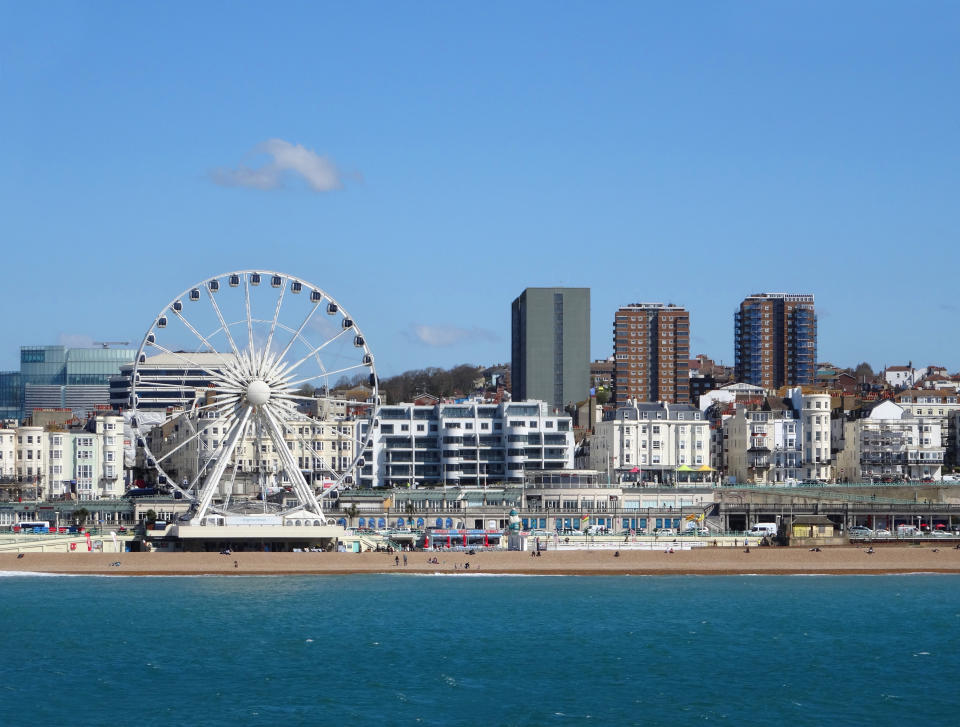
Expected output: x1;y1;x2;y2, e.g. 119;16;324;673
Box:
1;573;959;726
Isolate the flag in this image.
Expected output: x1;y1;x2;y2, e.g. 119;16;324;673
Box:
630;467;639;473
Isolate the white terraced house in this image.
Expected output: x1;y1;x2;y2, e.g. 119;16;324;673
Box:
723;388;832;484
1;414;125;499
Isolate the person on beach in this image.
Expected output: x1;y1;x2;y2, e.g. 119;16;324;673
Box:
614;550;620;558
394;555;399;566
403;553;407;566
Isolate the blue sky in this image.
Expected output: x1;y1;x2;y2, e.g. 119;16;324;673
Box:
1;1;958;375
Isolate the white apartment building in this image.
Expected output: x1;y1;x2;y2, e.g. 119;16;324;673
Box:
360;400;574;488
589;401;711;485
723;389;832;484
895;389;959;464
836;399;944;482
0;415;125;499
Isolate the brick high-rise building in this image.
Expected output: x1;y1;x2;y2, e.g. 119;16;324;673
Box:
734;293;816;389
612;303;690;404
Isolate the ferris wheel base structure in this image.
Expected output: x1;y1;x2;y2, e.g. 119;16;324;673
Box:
146;519;349;552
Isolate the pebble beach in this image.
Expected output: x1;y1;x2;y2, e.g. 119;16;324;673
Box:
4;546;960;576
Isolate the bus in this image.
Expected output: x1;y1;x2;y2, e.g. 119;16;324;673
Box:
13;521;51;534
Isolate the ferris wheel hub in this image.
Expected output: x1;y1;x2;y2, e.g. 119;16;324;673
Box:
245;379;271;406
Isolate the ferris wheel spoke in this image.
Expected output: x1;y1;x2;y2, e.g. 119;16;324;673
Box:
284;362;368;390
272;409;347;480
193;406;253;522
205;285;243;360
244;275;255;356
177;409;241;485
153;413;232;465
137;380;215;391
272;393;333;404
264;279;286;368
278;326;352;379
171;309;218;353
163;397;238;422
260;404;323;516
145;340;237;386
220;416;251;511
271;300;322;371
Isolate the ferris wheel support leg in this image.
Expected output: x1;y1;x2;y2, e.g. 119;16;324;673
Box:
190;406;252;526
260;405;325;520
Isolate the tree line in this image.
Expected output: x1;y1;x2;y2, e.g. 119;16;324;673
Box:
296;364;488;404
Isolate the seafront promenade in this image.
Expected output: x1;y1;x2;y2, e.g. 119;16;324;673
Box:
4;546;960;576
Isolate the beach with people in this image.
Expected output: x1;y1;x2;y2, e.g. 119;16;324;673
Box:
3;545;960;577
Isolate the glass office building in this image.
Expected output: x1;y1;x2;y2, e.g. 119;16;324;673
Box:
0;345;136;422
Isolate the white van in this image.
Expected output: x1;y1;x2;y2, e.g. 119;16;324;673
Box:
749;522;778;537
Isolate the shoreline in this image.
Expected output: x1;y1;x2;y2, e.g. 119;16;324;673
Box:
3;546;960;577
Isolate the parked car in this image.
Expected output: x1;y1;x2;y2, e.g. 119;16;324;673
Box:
848;525;873;536
873;529;892;537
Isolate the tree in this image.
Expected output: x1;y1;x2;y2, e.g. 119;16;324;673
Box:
74;507;90;527
853;362;875;380
144;509;157;528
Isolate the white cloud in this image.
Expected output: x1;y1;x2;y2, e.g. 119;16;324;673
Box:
211;139;344;193
409;324;499;347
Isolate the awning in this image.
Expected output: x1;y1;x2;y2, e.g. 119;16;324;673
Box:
697;465;715;471
677;465;694;472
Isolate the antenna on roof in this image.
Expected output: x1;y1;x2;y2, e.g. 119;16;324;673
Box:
93;341;130;348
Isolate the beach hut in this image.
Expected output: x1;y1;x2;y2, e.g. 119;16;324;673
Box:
791;516;836;539
789;515;840;545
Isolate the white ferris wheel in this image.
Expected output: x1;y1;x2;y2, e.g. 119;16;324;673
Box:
129;270;379;525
